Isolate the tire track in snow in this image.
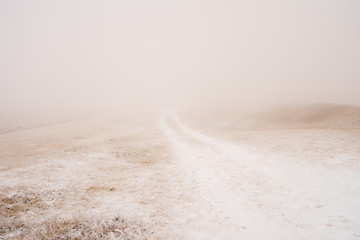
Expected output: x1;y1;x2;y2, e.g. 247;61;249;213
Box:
159;111;302;239
159;111;360;240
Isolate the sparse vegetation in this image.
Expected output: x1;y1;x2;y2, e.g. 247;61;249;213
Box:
1;214;148;240
0;190;150;240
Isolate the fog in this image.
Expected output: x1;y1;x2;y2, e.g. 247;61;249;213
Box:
1;0;360;117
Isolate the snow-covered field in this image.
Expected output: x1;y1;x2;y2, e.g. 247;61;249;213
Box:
1;104;360;239
161;110;360;239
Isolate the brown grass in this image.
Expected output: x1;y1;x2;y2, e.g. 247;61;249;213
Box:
0;189;151;240
0;214;149;240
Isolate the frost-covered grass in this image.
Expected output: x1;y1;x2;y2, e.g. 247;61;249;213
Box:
1;108;359;239
0;115;174;239
0;168;151;240
1;212;148;240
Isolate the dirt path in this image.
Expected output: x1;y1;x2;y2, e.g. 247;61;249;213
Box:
159;111;360;240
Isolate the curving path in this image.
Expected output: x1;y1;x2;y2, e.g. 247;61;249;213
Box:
159;111;360;240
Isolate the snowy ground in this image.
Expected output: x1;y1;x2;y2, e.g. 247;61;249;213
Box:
1;106;359;239
160;111;360;239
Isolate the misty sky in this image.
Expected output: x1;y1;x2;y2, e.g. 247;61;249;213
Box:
1;0;360;115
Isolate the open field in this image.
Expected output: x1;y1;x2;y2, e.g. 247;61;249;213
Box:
2;0;360;239
1;104;360;239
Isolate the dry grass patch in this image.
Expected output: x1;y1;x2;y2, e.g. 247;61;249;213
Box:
0;189;151;240
112;144;171;164
1;214;150;240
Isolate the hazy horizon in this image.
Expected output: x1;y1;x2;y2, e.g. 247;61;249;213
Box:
1;2;360;238
1;0;360;116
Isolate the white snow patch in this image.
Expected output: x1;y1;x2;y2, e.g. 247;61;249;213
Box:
159;111;360;240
